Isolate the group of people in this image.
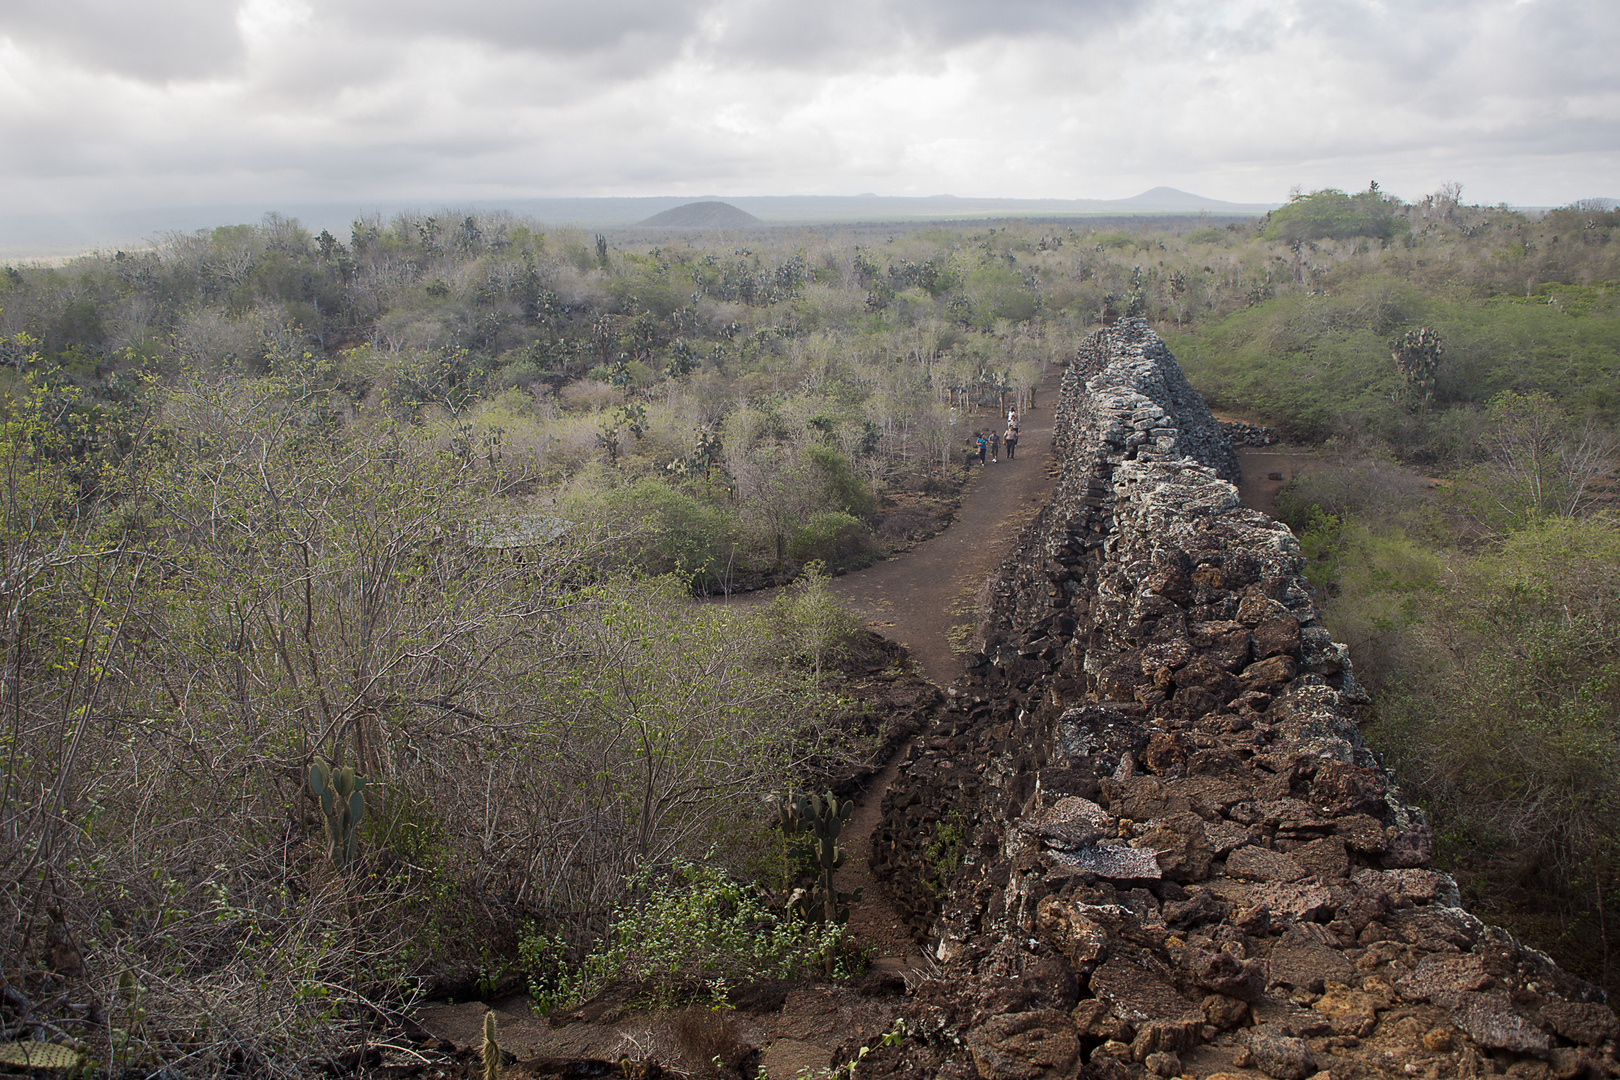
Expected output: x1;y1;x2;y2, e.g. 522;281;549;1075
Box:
974;408;1021;465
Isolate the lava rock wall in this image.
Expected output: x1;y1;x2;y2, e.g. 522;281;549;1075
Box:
868;321;1617;1080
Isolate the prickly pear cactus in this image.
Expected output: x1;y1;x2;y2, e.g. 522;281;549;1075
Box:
309;758;367;868
0;1042;81;1069
777;789;862;923
1393;326;1444;411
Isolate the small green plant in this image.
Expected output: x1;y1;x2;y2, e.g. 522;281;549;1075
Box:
517;931;588;1015
801;1020;909;1080
308;759;367;868
778;790;862;924
769;563;861;686
924;810;968;894
521;860;850;1013
475;953;506;1000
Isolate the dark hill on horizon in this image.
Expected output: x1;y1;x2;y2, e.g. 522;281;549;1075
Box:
638;201;761;227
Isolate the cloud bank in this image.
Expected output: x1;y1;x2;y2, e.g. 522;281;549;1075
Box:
1;0;1616;216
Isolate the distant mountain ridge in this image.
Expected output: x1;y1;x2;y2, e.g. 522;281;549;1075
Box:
0;187;1283;257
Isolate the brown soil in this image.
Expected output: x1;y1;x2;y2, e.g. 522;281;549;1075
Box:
821;379;1063;973
1232;444;1320;518
702;378;1064;966
829;394;1060;685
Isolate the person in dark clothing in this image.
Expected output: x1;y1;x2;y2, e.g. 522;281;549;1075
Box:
1004;424;1018;460
988;429;1000;462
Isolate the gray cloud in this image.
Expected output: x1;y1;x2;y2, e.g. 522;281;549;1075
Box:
690;0;1139;69
1;0;1617;228
0;0;245;80
326;0;709;60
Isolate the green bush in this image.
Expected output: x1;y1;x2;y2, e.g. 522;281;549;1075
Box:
1344;516;1620;988
788;511;874;570
565;475;741;588
768;562;863;686
807;445;876;520
1182;227;1232;246
965;264;1037;324
520;859;851;1011
1263;188;1408;243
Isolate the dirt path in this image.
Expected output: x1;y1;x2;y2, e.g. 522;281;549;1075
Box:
818;377;1062;970
829;393;1060;685
1232;445;1319;518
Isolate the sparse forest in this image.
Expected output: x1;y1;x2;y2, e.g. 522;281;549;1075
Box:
3;184;1620;1070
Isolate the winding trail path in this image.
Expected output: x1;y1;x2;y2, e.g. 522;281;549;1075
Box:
821;380;1063;969
829;397;1058;686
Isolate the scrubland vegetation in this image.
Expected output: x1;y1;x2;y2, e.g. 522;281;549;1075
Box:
1184;189;1620;993
2;183;1619;1069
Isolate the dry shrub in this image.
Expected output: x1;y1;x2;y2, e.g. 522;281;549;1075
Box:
876;501;938;543
662;1006;756;1078
1;398;821;1075
559;379;615;413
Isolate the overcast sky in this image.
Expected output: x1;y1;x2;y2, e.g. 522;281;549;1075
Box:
2;0;1617;218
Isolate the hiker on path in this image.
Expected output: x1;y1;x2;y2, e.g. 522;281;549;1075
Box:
1004;424;1018;460
988;429;1000;463
1008;408;1018;429
975;432;987;465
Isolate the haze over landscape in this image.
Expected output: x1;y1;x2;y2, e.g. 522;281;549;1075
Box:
2;0;1618;254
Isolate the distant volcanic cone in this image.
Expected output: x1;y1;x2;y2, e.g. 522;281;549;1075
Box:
639;201;761;227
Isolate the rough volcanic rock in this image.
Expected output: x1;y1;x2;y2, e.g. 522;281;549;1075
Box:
1450;991;1551;1055
965;1010;1080;1080
860;321;1619;1080
1240;1024;1316;1079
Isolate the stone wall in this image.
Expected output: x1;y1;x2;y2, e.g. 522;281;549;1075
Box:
866;321;1618;1080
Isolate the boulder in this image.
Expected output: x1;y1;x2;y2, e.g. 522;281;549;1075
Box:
1035;898;1110;974
1089;958;1202;1027
1182;944;1265;1000
1252;615;1302;659
1020;797;1110;849
1052;844;1162;880
1133;812;1214;882
1225;846;1306;883
1267;923;1355;993
1451;991;1550;1055
1310;985;1383;1037
966;1010;1081;1080
1539;1000;1620;1044
1240;1024;1317;1080
1385;825;1436;868
1394;952;1491;1009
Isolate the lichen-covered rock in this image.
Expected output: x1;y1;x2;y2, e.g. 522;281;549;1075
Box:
1451;991;1551;1055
